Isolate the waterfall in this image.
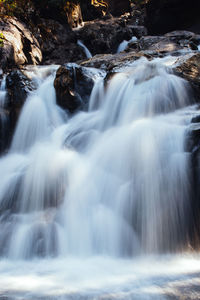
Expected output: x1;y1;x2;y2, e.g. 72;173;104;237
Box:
0;58;198;299
0;57;194;258
77;40;93;59
117;36;137;53
0;74;8;151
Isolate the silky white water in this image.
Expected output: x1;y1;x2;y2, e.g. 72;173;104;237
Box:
0;58;199;299
77;40;93;59
117;36;137;53
0;74;8;148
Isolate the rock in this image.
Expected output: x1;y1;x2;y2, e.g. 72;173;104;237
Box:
0;17;42;70
5;69;35;147
54;64;95;113
6;70;35;108
126;31;198;55
146;0;200;35
66;2;83;28
191;115;200;123
175;53;200;98
36;18;85;65
76;16;146;56
80;51;147;71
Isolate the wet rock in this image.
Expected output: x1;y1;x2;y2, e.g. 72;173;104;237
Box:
80;52;147;71
0;17;42;70
191;115;200;123
175;53;200;99
54;64;94;113
5;69;35;148
6;70;34;108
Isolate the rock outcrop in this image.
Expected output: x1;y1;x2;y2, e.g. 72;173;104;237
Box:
76;16;146;57
54;64;95;113
175;53;200;99
4;70;35;150
36;18;85;65
0;17;42;70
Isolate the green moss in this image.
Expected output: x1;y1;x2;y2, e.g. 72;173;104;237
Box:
0;32;5;47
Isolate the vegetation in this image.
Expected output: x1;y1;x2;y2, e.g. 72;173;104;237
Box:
0;32;5;47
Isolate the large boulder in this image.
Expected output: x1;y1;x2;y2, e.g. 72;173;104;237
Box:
175;53;200;99
76;16;146;56
146;0;200;35
0;17;42;70
35;18;85;65
54;64;95;113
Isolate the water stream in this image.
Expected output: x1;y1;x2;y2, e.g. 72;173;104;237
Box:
0;58;199;299
117;36;137;53
77;40;93;59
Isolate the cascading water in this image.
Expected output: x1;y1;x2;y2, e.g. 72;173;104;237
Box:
117;36;137;53
0;58;199;299
0;74;8;151
77;40;93;59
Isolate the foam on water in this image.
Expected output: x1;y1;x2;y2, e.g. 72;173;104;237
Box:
1;254;200;299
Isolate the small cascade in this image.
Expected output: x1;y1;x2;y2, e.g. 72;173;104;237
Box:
0;74;6;107
77;40;92;59
117;36;137;53
0;57;199;299
11;67;65;153
0;74;8;151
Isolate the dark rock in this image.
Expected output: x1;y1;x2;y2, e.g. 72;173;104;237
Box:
146;0;200;35
5;69;35;148
76;17;146;56
6;70;34;109
54;64;94;113
192;115;200;123
36;18;85;65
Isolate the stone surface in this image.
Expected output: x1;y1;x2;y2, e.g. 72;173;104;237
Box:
54;64;94;113
80;51;147;71
175;53;200;98
76;16;146;56
126;31;199;54
35;18;85;65
0;17;42;70
5;69;35;149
